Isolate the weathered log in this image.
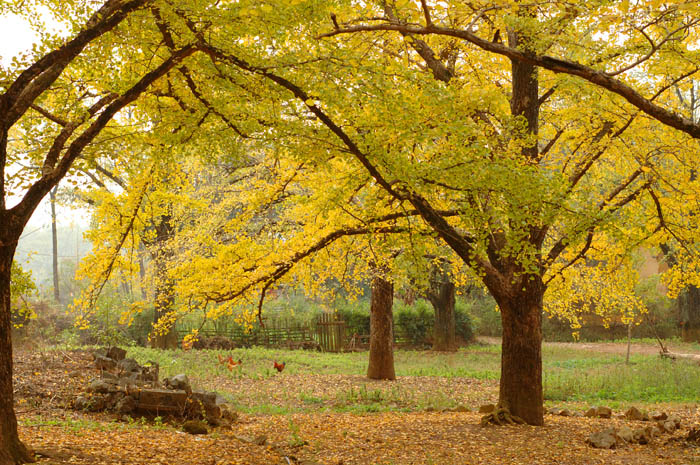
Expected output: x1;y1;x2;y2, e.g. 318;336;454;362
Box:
660;350;700;364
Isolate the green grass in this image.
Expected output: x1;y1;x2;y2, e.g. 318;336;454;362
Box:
544;355;700;403
116;341;700;414
18;415;171;433
125;345;503;380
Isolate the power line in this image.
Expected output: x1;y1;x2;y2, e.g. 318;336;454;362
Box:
19;226;46;239
15;249;82;259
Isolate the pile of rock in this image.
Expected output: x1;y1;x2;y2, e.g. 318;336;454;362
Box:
74;347;236;431
583;406;612;419
544;404;684;449
585;408;681;449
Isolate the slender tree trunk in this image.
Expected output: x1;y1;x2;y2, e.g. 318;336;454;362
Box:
367;274;395;380
427;270;456;352
49;187;60;304
138;253;148;301
492;277;544;426
626;323;632;364
0;220;35;465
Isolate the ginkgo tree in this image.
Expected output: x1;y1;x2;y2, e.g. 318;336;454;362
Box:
0;0;215;461
143;0;700;427
3;5;699;465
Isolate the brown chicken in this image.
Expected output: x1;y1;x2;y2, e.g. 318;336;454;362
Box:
218;354;242;371
273;361;285;373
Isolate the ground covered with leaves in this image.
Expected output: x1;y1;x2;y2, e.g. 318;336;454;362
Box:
12;341;700;464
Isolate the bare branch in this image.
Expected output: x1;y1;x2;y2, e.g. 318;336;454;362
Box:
420;0;432;27
29;104;68;126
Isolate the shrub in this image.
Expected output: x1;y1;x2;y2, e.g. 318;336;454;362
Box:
394;300;433;345
463;290;501;337
454;302;474;343
336;299;370;336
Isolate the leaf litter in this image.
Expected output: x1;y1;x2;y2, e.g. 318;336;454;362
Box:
12;348;700;464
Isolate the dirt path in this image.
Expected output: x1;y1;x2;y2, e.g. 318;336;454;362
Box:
478;336;700;356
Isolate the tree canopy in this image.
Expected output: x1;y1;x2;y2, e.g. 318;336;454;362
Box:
4;1;700;461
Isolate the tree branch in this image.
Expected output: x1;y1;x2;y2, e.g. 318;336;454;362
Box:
0;0;150;130
317;22;700;140
12;45;197;220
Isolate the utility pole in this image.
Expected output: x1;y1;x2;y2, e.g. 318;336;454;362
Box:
50;187;60;304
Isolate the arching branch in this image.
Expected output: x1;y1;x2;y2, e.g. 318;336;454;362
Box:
317;21;700;140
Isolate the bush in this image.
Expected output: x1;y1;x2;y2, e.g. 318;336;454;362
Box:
454;301;474;343
462;290;501;337
337;297;476;347
336;300;370;336
13;300;74;345
394;300;433;345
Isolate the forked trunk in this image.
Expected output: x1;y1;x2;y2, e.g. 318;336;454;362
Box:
367;274;395;380
427;273;456;352
495;280;544;426
0;227;35;464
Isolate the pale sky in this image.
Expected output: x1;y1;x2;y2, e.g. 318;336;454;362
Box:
0;11;44;65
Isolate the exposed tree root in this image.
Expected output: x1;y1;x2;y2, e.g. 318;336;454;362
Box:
480;407;526;426
687;427;700;444
0;438;35;465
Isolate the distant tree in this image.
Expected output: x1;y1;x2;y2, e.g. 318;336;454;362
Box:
367;270;395;380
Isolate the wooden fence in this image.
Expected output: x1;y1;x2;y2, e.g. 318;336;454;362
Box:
177;316;348;352
315;313;346;353
174;314;425;352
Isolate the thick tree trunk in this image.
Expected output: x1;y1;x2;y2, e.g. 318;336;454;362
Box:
0;224;35;464
367;274;395;380
679;286;700;343
149;271;178;350
493;279;544;426
148;216;177;350
50;187;60;304
427;270;456;352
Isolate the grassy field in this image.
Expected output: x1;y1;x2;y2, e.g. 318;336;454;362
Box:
121;339;700;415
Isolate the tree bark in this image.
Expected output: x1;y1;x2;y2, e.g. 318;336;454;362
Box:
367;273;395;380
427;268;456;352
149;266;178;349
491;277;544;426
679;286;700;343
483;13;544;426
0;217;35;465
148;216;178;350
50;187;60;304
